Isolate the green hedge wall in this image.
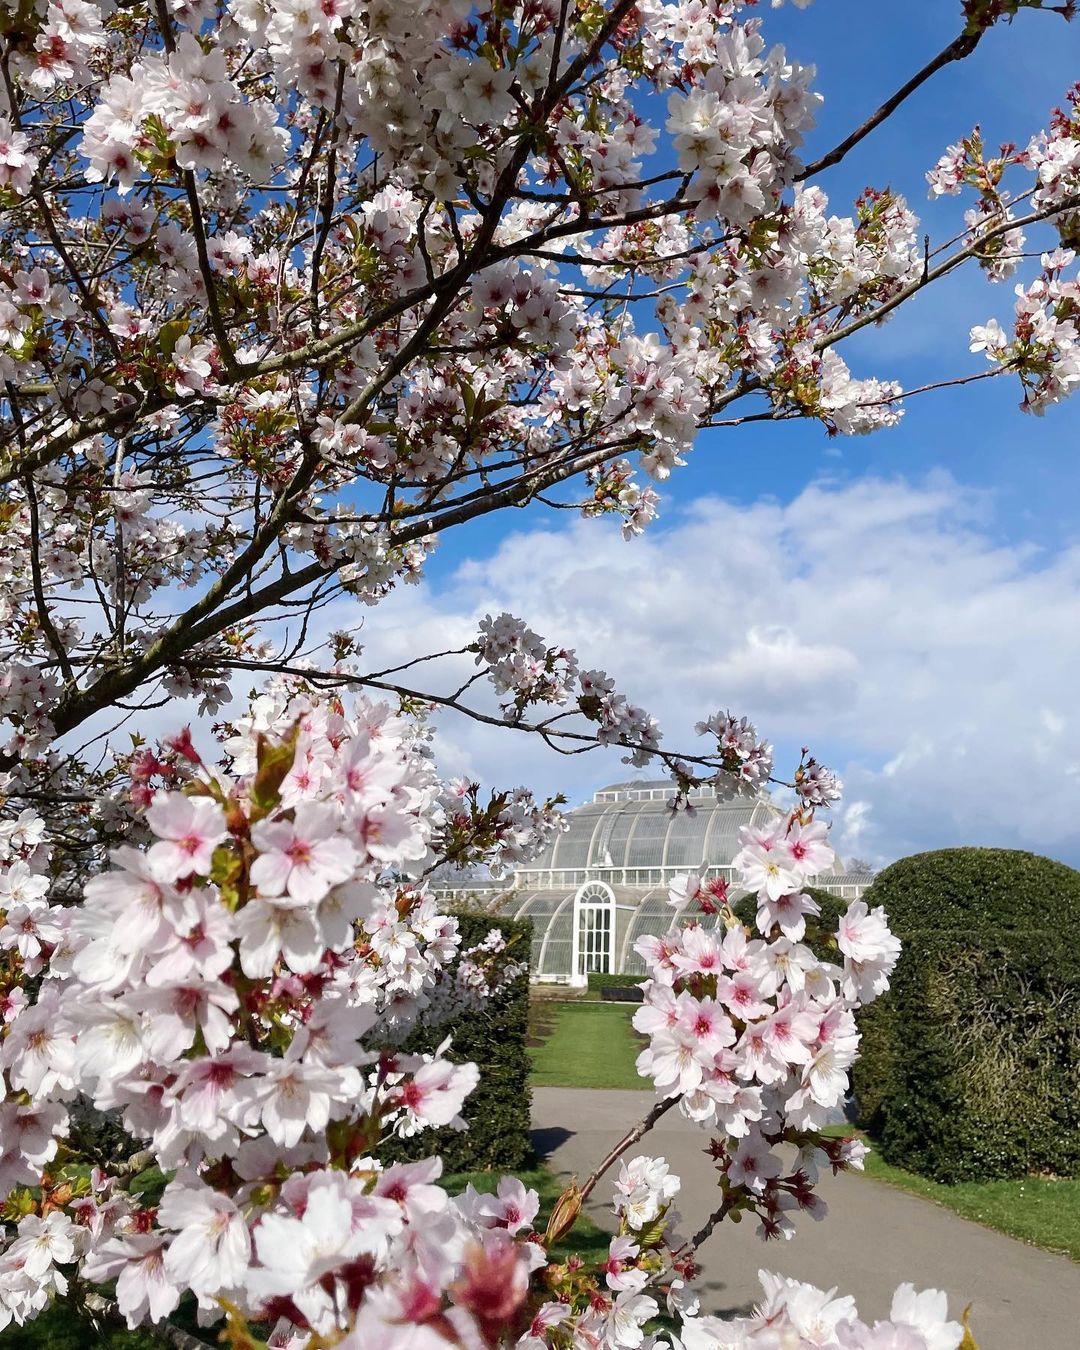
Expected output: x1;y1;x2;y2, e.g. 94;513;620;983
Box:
385;912;533;1173
851;848;1080;1183
586;972;644;994
585;972;645;993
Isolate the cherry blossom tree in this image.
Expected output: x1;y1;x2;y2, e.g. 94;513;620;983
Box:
0;0;1078;1344
0;687;945;1348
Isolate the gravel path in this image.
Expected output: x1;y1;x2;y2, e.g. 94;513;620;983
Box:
532;1086;1080;1350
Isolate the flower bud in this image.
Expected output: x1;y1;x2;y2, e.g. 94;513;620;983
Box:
544;1179;583;1246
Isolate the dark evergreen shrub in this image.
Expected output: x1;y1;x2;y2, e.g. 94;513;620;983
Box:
851;848;1080;1182
385;912;533;1172
732;884;848;963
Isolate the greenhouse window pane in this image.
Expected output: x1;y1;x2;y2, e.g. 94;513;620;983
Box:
662;809;710;868
626;808;669;867
604;811;636;868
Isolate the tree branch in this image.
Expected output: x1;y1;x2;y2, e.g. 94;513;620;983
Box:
798;29;983;180
815;192;1080;354
23;473;74;685
579;1098;678;1204
83;1294;211;1350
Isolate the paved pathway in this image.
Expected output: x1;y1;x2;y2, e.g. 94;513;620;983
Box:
532;1087;1080;1350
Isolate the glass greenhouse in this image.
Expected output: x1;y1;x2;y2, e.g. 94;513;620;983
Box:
438;781;873;986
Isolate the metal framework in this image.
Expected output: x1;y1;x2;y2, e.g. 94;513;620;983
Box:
435;783;874;984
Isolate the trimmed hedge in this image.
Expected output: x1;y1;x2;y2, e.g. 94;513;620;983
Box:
385;913;533;1172
852;848;1080;1183
586;972;644;998
586;972;643;991
599;985;644;1003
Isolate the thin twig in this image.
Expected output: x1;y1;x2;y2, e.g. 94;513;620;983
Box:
799;30;982;180
23;473;74;684
579;1098;678;1203
816;192;1080;354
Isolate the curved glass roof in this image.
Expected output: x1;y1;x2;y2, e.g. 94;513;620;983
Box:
444;785;869;982
529;788;779;874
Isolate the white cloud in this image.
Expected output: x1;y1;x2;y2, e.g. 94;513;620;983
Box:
87;472;1080;870
327;471;1080;867
838;800;872;856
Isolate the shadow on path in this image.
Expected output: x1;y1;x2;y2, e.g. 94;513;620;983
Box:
531;1125;574;1161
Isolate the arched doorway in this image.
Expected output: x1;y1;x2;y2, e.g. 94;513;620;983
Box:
571;879;616;986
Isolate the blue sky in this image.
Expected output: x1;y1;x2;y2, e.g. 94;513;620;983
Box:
372;4;1080;867
434;3;1080;567
121;5;1075;867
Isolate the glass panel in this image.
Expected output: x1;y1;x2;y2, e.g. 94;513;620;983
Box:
516;893;567;971
604;811;635;869
626;808;669;867
537;893;574;977
550;811;600;869
662;808;710;868
589;805;627;868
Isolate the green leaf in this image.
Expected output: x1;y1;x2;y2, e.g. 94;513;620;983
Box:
249;721;301;817
3;1188;35;1221
158;318;189;359
209;845;242;909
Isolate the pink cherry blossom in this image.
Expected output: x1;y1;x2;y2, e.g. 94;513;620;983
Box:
145;793;228;881
250;802;358;905
391;1057;481;1134
81;1235;182;1329
158;1173;251;1296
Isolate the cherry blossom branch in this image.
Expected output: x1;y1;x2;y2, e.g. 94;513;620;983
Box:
195;657;734;785
578;1098;679;1206
22;472;74;685
308;59;348;340
816;192;1080;354
359;646;474;682
19;423;648;752
857;367;1004;406
671;1197;737;1264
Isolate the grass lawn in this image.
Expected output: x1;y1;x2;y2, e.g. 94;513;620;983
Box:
824;1125;1080;1262
526;1002;1080;1262
528;999;647;1090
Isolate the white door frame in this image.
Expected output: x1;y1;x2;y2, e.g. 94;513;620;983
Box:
570;879;617;987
